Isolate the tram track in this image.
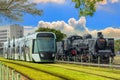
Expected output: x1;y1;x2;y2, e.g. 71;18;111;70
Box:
0;60;67;80
1;58;120;80
56;63;120;74
56;61;120;69
0;59;114;80
47;64;120;80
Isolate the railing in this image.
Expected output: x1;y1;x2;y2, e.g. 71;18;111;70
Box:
0;62;20;80
55;56;113;67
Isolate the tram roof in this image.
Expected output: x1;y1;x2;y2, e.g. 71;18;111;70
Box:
3;32;56;45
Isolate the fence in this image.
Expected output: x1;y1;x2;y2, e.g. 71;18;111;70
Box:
0;62;20;80
56;56;113;66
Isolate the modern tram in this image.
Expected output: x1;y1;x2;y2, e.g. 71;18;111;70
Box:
3;32;56;62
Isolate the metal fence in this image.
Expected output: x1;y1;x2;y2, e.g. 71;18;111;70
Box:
56;56;113;65
0;62;20;80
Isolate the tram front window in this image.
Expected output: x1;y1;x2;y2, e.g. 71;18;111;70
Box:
33;38;55;53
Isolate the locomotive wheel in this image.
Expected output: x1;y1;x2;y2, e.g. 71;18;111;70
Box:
101;57;109;64
91;55;98;63
82;54;89;62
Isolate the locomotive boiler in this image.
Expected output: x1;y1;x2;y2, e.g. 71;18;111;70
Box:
56;32;115;63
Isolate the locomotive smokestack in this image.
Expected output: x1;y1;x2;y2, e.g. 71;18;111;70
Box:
97;32;102;38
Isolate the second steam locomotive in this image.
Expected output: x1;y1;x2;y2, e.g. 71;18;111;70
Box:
56;32;115;63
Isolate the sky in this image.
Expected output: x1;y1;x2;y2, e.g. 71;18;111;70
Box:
1;0;120;38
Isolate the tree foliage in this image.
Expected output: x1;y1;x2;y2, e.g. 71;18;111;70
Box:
36;27;66;42
0;0;42;21
72;0;103;17
115;40;120;52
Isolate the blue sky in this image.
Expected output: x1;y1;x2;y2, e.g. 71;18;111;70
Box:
22;0;120;38
21;1;79;26
1;0;120;38
21;0;120;30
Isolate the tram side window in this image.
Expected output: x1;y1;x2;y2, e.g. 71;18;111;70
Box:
21;46;24;53
25;40;30;53
32;39;35;53
4;47;7;53
16;46;20;53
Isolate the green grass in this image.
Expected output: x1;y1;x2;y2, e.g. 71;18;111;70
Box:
48;64;120;80
57;63;120;74
0;57;120;80
113;55;120;64
1;62;62;80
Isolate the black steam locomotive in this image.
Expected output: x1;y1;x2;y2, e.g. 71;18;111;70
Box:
56;32;115;64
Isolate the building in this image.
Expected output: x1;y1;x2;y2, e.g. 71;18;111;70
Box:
0;24;23;54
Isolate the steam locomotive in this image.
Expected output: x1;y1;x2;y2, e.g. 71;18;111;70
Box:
56;32;115;63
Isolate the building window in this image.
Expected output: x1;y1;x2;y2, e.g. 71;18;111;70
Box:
0;30;7;32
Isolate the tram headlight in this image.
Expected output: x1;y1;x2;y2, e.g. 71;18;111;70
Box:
41;53;44;57
52;54;55;57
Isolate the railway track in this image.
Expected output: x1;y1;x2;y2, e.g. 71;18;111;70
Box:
56;61;120;69
0;60;66;80
0;58;120;80
47;64;120;80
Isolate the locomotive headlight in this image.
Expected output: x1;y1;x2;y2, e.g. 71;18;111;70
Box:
52;54;55;57
41;53;44;57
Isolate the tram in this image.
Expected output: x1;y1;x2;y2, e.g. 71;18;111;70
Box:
3;32;56;62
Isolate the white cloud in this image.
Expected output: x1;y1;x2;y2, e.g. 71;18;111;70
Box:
30;0;65;4
98;0;119;5
24;17;120;39
97;0;120;12
38;17;89;36
91;27;120;38
99;0;107;5
111;0;119;3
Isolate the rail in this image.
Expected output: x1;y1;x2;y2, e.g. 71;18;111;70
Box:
55;56;120;69
0;62;20;80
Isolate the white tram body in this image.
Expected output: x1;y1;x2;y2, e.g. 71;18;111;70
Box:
3;32;56;62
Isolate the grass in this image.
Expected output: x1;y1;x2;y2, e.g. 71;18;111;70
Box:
0;57;120;80
113;55;120;64
48;64;120;80
1;62;62;80
58;63;120;74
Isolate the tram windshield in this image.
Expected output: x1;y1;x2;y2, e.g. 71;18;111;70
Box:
33;38;55;53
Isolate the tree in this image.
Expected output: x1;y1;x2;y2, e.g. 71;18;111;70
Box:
0;0;42;21
115;40;120;52
72;0;103;17
36;27;66;42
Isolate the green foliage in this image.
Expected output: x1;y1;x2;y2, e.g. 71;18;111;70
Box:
113;55;120;64
72;0;103;17
36;27;66;42
115;39;120;52
0;0;42;21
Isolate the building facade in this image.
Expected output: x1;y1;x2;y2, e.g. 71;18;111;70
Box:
0;24;23;54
